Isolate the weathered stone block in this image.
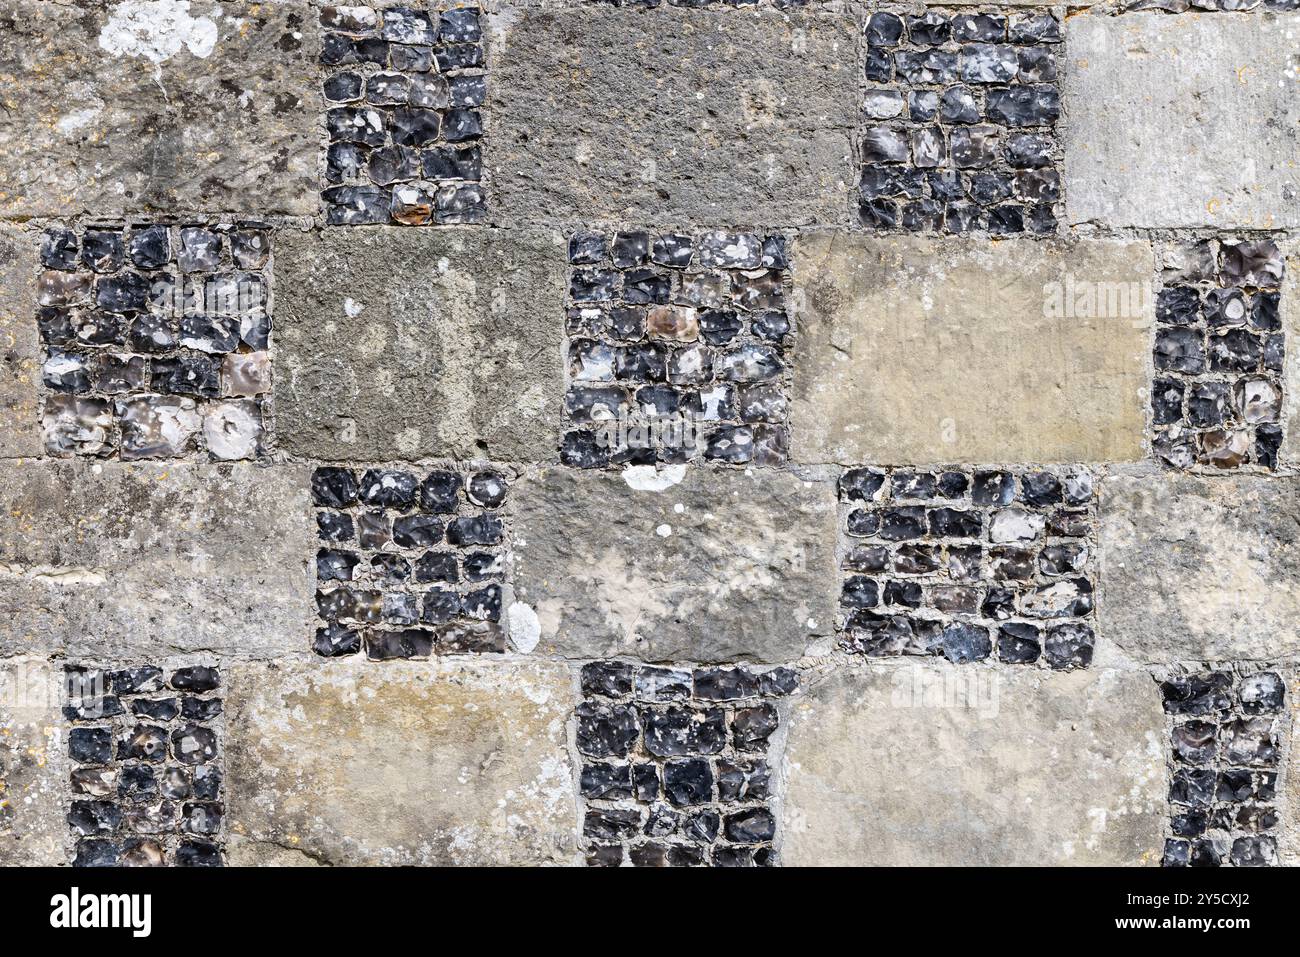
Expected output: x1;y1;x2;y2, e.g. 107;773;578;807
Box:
488;7;858;226
0;224;40;457
1064;12;1300;229
0;460;312;658
511;466;838;663
790;233;1153;465
275;228;566;462
1282;242;1300;470
0;658;66;865
0;0;319;218
225;658;578;866
1098;473;1300;663
782;664;1166;865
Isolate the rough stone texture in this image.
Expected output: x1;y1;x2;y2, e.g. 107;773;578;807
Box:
0;0;319;218
0;658;67;865
1282;674;1300;867
512;466;838;663
1064;12;1300;229
224;658;578;866
1099;473;1300;663
0;460;312;658
782;664;1166;865
1283;242;1300;469
790;233;1153;465
0;224;40;457
488;7;858;227
275;227;566;462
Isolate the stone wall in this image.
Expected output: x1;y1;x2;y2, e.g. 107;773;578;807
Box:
0;0;1297;868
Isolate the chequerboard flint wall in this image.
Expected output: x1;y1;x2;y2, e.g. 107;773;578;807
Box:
0;0;1296;868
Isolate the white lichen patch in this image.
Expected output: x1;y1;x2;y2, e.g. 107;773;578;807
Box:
99;0;219;64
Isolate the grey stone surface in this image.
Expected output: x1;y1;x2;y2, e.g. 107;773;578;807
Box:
225;658;579;866
1064;12;1300;229
0;460;312;658
1281;674;1300;866
275;227;567;462
0;0;319;218
1283;241;1300;470
0;224;40;457
488;7;858;226
0;658;67;865
1099;473;1300;663
511;466;838;663
790;232;1153;465
782;664;1167;865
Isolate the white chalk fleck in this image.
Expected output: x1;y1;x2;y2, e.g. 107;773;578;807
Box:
507;601;541;654
622;463;687;492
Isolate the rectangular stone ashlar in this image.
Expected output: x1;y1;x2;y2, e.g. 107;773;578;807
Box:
0;1;319;218
0;223;41;456
511;466;838;663
0;460;313;659
790;232;1153;465
1098;473;1300;664
0;658;67;865
488;6;859;227
274;227;566;462
1282;241;1300;469
1064;12;1300;229
224;658;578;866
781;664;1167;865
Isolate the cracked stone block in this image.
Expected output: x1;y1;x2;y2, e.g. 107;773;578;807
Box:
274;228;566;462
0;460;312;659
488;7;858;226
790;233;1153;464
224;659;578;865
0;659;67;865
781;665;1165;865
1064;12;1300;229
1099;474;1300;662
511;467;838;663
0;1;319;218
